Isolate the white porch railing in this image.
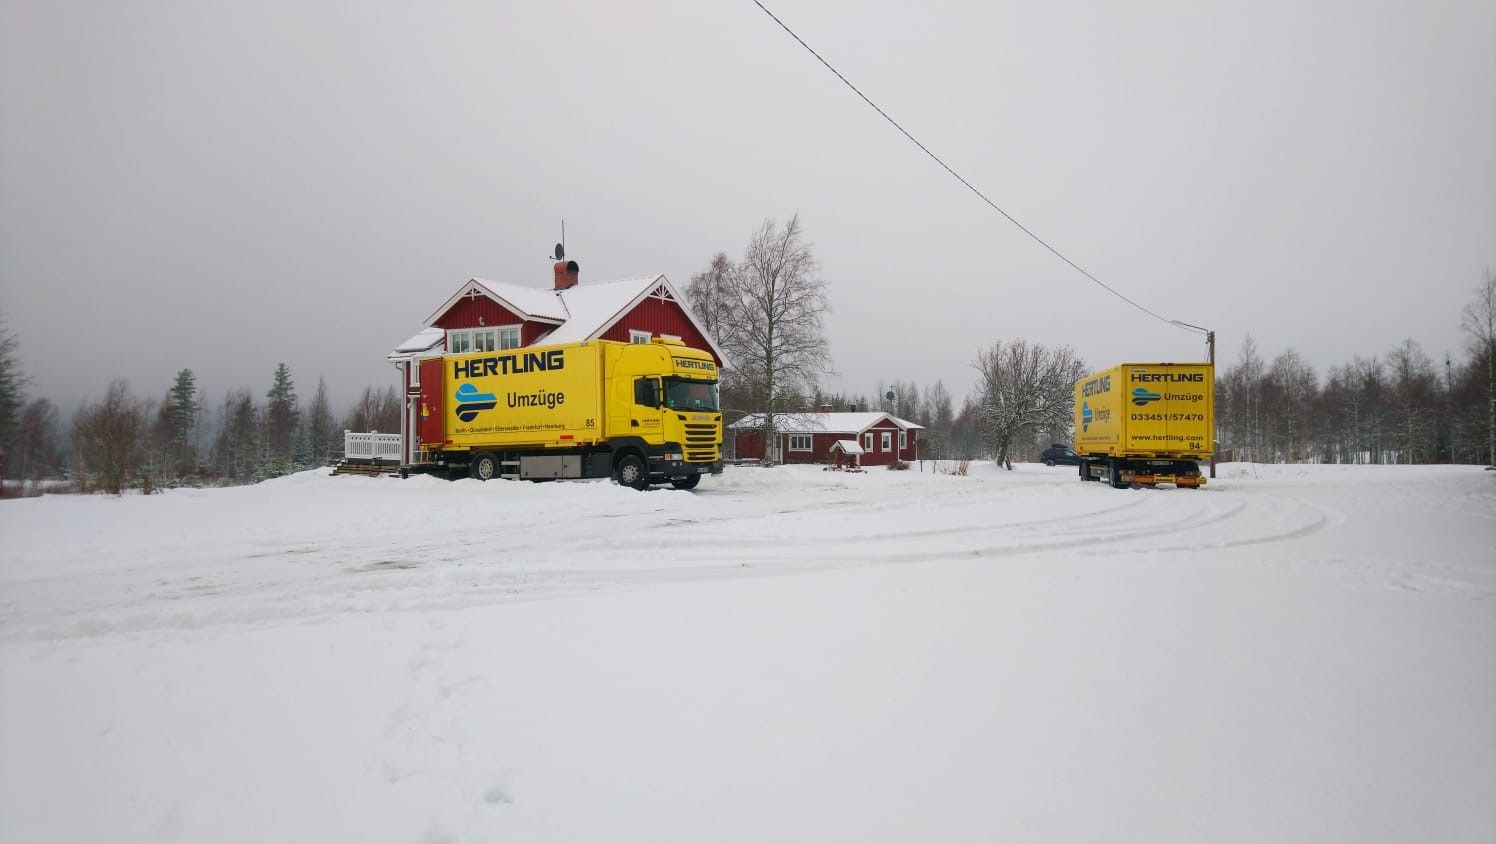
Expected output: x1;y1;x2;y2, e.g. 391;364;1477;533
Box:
344;431;402;462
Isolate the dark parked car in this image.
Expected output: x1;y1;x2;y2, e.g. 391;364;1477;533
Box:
1039;444;1080;466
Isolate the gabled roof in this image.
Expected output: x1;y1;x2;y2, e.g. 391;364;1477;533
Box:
423;278;568;326
543;276;671;345
728;412;924;434
832;439;865;455
398;273;729;366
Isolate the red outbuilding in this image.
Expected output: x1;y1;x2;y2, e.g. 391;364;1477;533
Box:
385;261;727;467
730;410;922;466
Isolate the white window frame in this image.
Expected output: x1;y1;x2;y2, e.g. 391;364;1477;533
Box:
898;430;907;450
448;325;522;354
630;330;652;344
881;431;892;452
788;433;812;452
864;433;873;451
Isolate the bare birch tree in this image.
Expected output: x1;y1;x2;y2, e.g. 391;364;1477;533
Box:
73;380;148;494
718;215;832;462
974;340;1085;469
1462;268;1496;465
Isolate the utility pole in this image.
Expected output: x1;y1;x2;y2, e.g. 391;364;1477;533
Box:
1172;320;1216;478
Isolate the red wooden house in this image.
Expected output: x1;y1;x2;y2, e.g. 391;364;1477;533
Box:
730;410;922;466
385;261;727;466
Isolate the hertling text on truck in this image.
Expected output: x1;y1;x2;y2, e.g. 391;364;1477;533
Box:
406;338;723;490
1073;362;1214;489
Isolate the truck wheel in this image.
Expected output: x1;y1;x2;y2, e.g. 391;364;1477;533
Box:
670;474;701;491
1078;458;1090;481
614;454;650;490
470;453;499;481
1108;462;1129;489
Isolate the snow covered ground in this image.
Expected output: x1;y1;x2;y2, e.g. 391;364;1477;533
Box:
2;462;1492;843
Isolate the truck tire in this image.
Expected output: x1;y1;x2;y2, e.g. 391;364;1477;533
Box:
614;454;650;490
670;474;701;491
1078;458;1090;481
470;453;500;481
1108;461;1129;489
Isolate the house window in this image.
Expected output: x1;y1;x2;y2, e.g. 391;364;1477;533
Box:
789;434;812;452
449;326;522;354
881;431;892;452
864;433;873;451
898;430;907;450
630;330;652;344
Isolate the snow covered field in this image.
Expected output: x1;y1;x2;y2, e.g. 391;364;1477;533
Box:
2;462;1493;843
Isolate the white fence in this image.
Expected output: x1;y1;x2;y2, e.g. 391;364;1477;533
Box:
344;431;402;462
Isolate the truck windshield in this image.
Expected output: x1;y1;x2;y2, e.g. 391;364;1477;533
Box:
663;378;720;412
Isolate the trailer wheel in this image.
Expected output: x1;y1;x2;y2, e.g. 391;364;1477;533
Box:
1078;458;1090;481
470;453;500;481
1108;461;1129;489
614;454;650;490
669;474;701;491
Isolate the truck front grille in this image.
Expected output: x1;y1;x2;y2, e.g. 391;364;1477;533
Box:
684;423;720;463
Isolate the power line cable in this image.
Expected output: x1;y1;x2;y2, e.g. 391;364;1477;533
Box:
749;0;1196;333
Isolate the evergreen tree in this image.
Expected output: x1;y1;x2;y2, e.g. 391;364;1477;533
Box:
4;398;65;484
164;368;199;477
213;389;259;484
263;363;299;476
0;315;28;456
304;377;336;467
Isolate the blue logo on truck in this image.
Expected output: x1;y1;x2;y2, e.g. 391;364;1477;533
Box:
1131;387;1162;406
1081;401;1093;432
454;383;497;422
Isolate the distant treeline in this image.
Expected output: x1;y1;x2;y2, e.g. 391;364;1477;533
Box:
2;270;1492;493
1;360;401;494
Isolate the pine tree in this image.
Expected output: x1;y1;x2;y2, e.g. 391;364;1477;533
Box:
0;315;28;456
263;363;299;476
164;368;199;477
304;377;336;467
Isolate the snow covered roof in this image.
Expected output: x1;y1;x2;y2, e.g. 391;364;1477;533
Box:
543;276;669;345
386;327;445;362
422;278;568;326
395;273;728;365
831;439;865;455
728;412;924;434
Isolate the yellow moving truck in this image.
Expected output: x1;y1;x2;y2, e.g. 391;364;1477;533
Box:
1073;362;1214;489
412;338;723;489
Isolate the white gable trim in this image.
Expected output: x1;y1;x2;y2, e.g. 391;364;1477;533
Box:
577;275;730;366
422;279;566;328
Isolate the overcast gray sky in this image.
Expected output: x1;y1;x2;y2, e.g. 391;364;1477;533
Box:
3;0;1492;414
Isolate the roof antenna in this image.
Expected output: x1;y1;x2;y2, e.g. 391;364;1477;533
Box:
551;220;565;261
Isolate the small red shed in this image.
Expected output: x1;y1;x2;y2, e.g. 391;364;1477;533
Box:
730;411;922;467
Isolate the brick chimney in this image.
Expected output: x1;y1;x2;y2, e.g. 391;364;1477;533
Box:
553;260;580;290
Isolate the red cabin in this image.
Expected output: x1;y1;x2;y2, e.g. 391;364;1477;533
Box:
730;411;922;467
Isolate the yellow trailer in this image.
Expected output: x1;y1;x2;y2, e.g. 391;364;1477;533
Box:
1073;362;1214;488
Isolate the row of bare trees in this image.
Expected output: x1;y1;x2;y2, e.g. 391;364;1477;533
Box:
1217;272;1494;466
1;345;403;493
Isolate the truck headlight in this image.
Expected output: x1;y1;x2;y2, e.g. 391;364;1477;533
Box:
664;451;683;462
